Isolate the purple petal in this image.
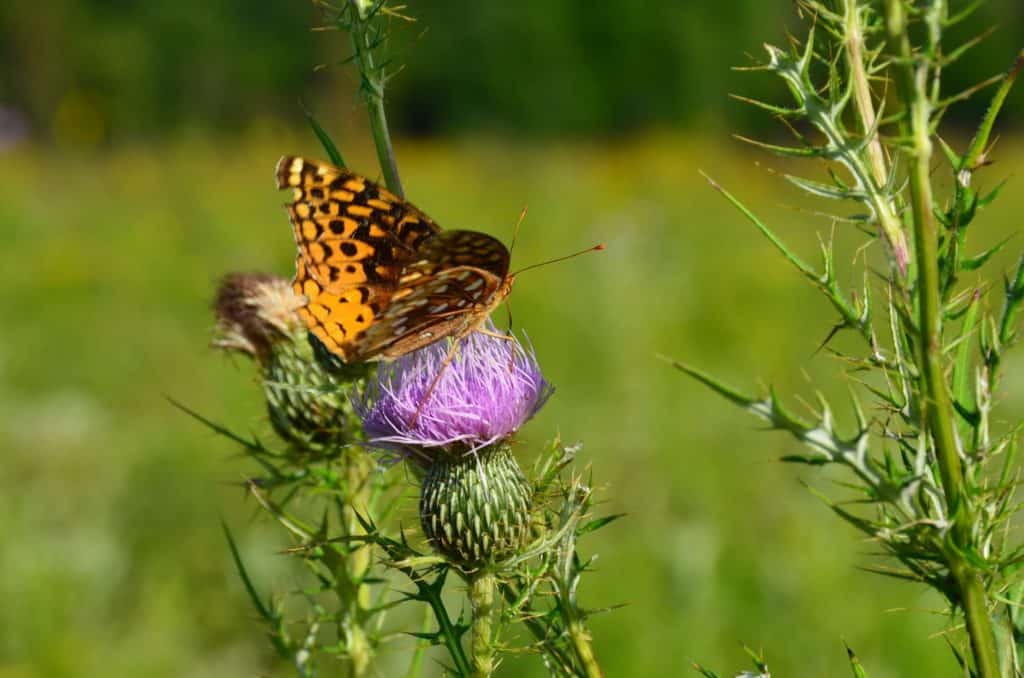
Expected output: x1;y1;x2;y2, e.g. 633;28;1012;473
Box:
357;326;552;455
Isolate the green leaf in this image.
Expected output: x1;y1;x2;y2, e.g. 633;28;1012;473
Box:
936;135;962;169
961;50;1023;173
222;521;293;660
961;237;1010;271
785;173;865;201
846;643;869;678
732;134;822;158
698;172;816;278
578;513;626;535
951;291;981;430
168;396;277;456
302;104;346;168
976;178;1008;209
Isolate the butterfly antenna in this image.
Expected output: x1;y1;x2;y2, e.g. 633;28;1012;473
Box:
505;297;513;336
511;243;605;277
509;206;528;255
504;298;516;373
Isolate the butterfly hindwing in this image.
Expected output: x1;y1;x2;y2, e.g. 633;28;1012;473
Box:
412;230;510;280
361;262;506;360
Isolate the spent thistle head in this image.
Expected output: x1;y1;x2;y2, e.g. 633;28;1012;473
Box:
213;272;303;364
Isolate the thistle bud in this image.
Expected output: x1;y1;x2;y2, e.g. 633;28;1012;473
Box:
420;444;532;566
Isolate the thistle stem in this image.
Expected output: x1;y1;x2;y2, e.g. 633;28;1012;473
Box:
556;529;603;678
468;570;497;678
567;619;603;678
843;0;888;197
343;450;375;676
365;87;404;198
348;0;404;197
497;582;578;673
842;0;908;273
884;2;999;676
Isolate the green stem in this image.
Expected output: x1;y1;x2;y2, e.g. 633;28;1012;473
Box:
883;2;999;677
555;543;603;678
420;572;473;676
497;582;578;674
365;89;404;198
342;450;375;676
566;620;602;678
842;0;889;202
839;0;908;273
348;0;404;197
468;571;497;678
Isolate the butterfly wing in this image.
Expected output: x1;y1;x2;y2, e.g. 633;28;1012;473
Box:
355;230;511;360
276;157;440;291
277;156;443;360
412;229;510;279
292;255;383;362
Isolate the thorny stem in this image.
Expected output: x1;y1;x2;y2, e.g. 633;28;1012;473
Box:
342;451;375;676
348;0;404;197
841;0;909;274
843;0;888;196
469;570;497;677
567;620;602;678
498;582;580;674
555;505;603;678
884;2;999;677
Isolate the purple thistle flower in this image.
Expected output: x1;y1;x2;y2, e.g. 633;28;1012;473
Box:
357;326;553;457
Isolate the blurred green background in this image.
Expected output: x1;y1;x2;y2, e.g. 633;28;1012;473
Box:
2;1;1023;676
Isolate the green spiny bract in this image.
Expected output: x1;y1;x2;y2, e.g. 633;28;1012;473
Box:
263;330;366;453
419;444;533;568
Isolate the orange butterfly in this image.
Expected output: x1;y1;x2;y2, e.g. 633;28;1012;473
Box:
276;156;515;363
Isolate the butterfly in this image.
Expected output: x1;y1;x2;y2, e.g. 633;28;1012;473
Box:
276;156;515;363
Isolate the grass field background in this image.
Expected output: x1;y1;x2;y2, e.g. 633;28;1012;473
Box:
2;129;1024;676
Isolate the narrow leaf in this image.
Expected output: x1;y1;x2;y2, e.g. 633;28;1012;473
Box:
302;104;347;168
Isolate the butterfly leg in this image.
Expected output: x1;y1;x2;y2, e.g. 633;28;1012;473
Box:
409;338;462;428
472;326;519;372
474;327;516;341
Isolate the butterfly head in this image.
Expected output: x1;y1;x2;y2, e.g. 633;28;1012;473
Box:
499;274;516;300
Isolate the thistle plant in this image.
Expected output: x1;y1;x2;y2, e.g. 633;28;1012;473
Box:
358;328;552;569
352;327;606;675
181;2;614;676
203;272;381;675
677;1;1023;675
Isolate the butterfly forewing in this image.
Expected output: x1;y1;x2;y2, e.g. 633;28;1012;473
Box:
277;157;512;363
292;256;382;362
277;156;440;291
